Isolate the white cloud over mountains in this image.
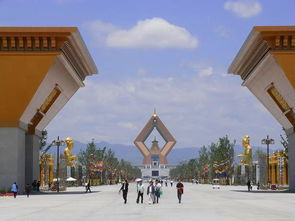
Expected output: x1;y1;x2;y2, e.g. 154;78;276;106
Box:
85;18;198;49
46;71;282;148
224;0;262;18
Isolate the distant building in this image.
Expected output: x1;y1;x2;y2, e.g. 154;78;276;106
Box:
134;112;176;179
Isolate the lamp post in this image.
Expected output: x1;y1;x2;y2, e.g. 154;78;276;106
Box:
52;136;65;192
261;135;274;187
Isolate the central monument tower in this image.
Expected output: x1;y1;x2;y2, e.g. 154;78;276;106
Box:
134;112;176;178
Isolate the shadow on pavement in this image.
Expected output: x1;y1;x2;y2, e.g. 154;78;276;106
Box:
32;191;101;195
230;190;292;194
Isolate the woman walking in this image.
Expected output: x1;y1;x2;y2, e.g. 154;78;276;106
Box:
147;181;155;204
176;179;184;204
11;182;18;198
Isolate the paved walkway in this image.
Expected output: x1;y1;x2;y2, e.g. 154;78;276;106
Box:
0;183;294;221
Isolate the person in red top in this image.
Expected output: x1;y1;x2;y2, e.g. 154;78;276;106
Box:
176;179;184;204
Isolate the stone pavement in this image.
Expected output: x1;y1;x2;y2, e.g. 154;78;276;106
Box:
0;183;294;221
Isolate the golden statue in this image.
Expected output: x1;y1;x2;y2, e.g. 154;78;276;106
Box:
238;135;252;165
64;137;77;167
47;155;54;186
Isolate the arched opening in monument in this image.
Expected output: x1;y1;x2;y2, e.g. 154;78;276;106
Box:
144;127;166;151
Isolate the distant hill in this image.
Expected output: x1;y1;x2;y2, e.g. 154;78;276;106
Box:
46;140;281;165
70;141;199;165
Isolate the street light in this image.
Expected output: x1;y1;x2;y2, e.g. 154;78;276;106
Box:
261;135;274;187
52;136;65;192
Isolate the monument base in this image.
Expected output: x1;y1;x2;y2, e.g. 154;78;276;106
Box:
138;164;175;180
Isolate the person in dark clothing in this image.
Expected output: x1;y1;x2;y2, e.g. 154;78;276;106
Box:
176;180;184;204
257;182;260;190
25;184;31;198
37;181;40;192
85;182;91;193
247;179;251;192
32;180;37;191
119;179;129;204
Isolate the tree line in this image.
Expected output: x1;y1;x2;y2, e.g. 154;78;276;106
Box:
77;140;141;183
170;136;235;183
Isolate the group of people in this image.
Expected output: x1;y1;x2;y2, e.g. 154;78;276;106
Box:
119;179;184;204
10;180;41;198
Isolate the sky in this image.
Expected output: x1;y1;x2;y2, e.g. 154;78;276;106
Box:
1;0;294;148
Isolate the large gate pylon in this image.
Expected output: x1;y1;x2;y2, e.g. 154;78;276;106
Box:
134;112;176;165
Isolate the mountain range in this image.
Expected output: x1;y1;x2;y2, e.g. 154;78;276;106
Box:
56;140;281;165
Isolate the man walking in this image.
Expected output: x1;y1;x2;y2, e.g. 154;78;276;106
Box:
25;183;31;198
247;179;251;192
170;180;174;187
176;179;184;204
136;180;144;204
155;180;162;204
119;179;129;204
11;182;18;198
147;181;155;204
85;182;91;193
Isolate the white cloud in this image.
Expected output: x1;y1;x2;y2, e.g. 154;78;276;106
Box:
85;18;198;49
224;0;262;18
118;122;137;130
199;66;214;77
46;72;282;148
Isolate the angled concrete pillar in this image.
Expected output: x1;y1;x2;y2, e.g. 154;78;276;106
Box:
0;128;26;191
287;130;295;192
228;26;295;192
25;134;41;185
0;27;98;190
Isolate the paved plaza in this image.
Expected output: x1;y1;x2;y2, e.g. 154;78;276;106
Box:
1;183;294;221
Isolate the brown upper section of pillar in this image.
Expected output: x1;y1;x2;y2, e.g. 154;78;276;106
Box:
228;26;295;90
0;27;97;128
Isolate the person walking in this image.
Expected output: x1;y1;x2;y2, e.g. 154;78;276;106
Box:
11;182;18;198
170;180;174;187
136;180;144;204
165;180;168;187
176;179;184;204
147;181;155;204
155;180;162;204
37;181;40;192
85;182;91;193
247;179;251;192
25;183;31;198
119;179;129;204
32;180;37;191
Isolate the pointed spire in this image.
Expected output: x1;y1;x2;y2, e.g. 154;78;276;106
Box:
153;108;157;117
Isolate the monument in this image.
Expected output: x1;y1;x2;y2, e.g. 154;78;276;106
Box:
228;26;295;191
134;112;176;179
0;27;98;190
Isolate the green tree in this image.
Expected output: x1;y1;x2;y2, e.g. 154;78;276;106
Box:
209;136;235;179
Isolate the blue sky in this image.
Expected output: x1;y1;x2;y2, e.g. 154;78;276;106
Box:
2;0;294;148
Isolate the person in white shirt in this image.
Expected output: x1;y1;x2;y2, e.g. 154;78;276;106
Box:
155;179;162;204
147;181;155;204
136;181;144;204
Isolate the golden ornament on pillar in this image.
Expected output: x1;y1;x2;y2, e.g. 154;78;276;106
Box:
238;135;252;166
64;137;77;167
